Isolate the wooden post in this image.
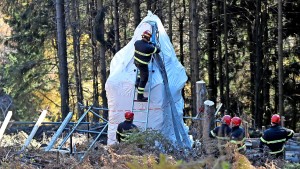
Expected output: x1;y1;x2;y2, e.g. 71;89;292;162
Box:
21;110;47;151
191;81;207;140
202;100;215;155
281;116;285;127
245;122;249;138
0;111;12;143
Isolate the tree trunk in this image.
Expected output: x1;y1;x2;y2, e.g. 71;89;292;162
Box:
224;0;230;112
55;0;69;119
177;0;186;101
254;0;263;128
202;100;215;155
262;1;270;126
132;0;141;28
207;0;216;104
216;0;224;108
168;0;172;42
190;0;199;116
278;0;284;116
90;0;99;122
113;0;120;52
71;0;84;119
97;0;108;120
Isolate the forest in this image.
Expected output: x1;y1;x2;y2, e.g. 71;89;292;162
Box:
0;0;300;168
1;0;299;130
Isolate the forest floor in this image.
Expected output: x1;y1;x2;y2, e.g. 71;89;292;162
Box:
0;130;299;169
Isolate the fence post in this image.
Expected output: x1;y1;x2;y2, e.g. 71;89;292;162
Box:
190;81;207;140
202;100;215;155
0;111;12;143
20;110;47;152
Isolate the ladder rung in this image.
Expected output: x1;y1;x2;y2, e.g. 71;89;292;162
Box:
133;100;148;102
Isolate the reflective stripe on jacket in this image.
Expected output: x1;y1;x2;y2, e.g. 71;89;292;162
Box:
259;125;294;154
209;124;232;141
134;40;160;64
116;120;138;142
230;126;246;151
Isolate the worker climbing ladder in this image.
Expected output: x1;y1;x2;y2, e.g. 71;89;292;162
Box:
131;21;158;131
130;20;191;148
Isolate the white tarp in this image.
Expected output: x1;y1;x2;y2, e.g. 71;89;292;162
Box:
105;11;192;147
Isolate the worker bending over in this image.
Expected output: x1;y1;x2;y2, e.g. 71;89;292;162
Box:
116;111;138;142
260;114;294;157
210;115;232;141
229;117;246;152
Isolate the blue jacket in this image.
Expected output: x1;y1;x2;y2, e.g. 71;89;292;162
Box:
134;40;160;64
230;126;246;151
209;124;232;140
260;125;294;155
116;120;138;142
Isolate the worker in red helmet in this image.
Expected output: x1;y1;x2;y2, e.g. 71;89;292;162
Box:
259;114;294;157
134;30;161;101
229;117;246;152
209;115;232;141
116;111;139;142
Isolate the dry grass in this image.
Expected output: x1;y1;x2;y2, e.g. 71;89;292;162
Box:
0;130;297;169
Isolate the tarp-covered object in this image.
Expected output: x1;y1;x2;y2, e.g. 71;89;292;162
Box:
105;11;192;148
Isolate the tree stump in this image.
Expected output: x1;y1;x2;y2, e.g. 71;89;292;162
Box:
190;81;207;140
202;100;215;155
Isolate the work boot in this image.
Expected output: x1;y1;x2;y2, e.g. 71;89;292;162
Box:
137;94;148;102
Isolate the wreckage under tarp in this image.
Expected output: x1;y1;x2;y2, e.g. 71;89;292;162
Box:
105;11;192;148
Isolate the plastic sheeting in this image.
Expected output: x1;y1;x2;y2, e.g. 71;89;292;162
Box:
105;11;192;147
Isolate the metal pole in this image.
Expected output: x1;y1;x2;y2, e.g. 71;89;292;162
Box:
20;110;47;152
58;106;92;150
0;111;12;143
45;112;73;151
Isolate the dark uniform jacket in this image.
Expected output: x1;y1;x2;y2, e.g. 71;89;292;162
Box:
116;120;138;142
209;124;232;141
134;40;160;65
260;125;294;156
230;126;246;151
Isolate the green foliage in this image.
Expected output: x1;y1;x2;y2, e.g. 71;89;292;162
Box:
125;129;176;154
126;154;182;169
283;163;300;169
0;0;57;120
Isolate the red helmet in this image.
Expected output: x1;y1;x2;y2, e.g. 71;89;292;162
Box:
231;117;242;126
271;114;280;124
142;30;152;40
125;111;134;121
222;115;231;125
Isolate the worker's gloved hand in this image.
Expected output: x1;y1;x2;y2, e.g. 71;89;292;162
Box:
149;41;156;45
155;46;161;53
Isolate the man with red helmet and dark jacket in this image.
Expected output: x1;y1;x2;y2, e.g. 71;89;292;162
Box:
134;30;161;101
116;111;139;143
230;117;246;152
210;115;232;141
259;114;294;157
